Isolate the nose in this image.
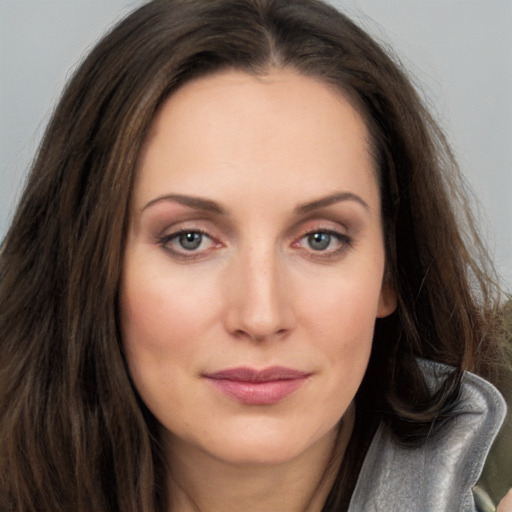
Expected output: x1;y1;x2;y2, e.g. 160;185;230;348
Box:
224;245;295;342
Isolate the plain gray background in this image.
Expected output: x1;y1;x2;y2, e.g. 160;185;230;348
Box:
1;0;511;290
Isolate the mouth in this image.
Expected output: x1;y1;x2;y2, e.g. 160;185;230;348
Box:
202;366;311;405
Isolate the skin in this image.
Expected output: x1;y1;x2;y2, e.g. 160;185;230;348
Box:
499;489;512;512
120;68;396;511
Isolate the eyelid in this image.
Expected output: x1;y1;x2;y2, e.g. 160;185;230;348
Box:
157;228;223;261
293;228;350;247
291;223;354;260
153;217;355;262
291;217;350;239
146;211;234;241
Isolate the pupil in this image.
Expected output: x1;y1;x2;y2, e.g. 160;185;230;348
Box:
179;232;202;250
308;232;331;251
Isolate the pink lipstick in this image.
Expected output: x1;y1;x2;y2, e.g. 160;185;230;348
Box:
203;366;310;405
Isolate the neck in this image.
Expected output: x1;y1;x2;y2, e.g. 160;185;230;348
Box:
164;407;355;512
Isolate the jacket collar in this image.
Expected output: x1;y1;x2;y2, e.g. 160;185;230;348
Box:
348;360;507;512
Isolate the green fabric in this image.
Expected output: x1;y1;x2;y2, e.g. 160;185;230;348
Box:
476;302;512;509
476;366;512;507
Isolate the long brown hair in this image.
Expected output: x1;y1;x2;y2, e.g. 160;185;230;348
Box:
0;0;506;510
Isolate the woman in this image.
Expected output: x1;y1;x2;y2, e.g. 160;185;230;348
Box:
0;0;510;510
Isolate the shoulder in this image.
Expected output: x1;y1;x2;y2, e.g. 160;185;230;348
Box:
348;360;507;512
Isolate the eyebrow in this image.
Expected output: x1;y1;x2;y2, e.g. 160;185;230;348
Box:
141;191;368;215
141;194;227;215
295;192;369;214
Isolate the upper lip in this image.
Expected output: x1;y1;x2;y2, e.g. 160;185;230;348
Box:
203;366;310;382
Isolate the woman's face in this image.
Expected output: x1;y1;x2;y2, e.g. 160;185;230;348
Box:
120;69;396;467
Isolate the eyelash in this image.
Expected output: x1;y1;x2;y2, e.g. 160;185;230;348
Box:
157;229;220;261
293;229;353;260
157;228;352;261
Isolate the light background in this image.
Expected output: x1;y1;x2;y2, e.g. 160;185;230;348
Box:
1;0;511;290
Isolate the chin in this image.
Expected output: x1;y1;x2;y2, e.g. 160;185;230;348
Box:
179;418;340;468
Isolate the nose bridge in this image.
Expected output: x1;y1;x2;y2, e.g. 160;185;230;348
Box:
226;240;293;340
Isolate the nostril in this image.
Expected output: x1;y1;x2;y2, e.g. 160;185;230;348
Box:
230;326;290;343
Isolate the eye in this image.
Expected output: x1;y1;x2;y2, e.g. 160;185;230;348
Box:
306;232;334;251
158;229;220;259
294;229;352;258
177;231;203;251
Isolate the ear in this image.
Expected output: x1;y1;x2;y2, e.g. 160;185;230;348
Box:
377;280;397;318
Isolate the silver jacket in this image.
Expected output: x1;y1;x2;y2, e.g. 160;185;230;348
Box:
347;360;507;512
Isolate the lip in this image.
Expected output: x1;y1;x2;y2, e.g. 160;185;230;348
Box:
203;366;311;405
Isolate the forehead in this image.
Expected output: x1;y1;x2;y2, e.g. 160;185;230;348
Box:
134;68;378;212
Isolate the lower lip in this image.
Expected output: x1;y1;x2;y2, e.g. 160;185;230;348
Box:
205;377;308;405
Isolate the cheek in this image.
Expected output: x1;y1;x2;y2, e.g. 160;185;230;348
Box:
119;259;190;399
299;266;384;339
120;257;218;355
295;263;384;385
120;279;179;358
118;253;229;418
118;267;209;420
